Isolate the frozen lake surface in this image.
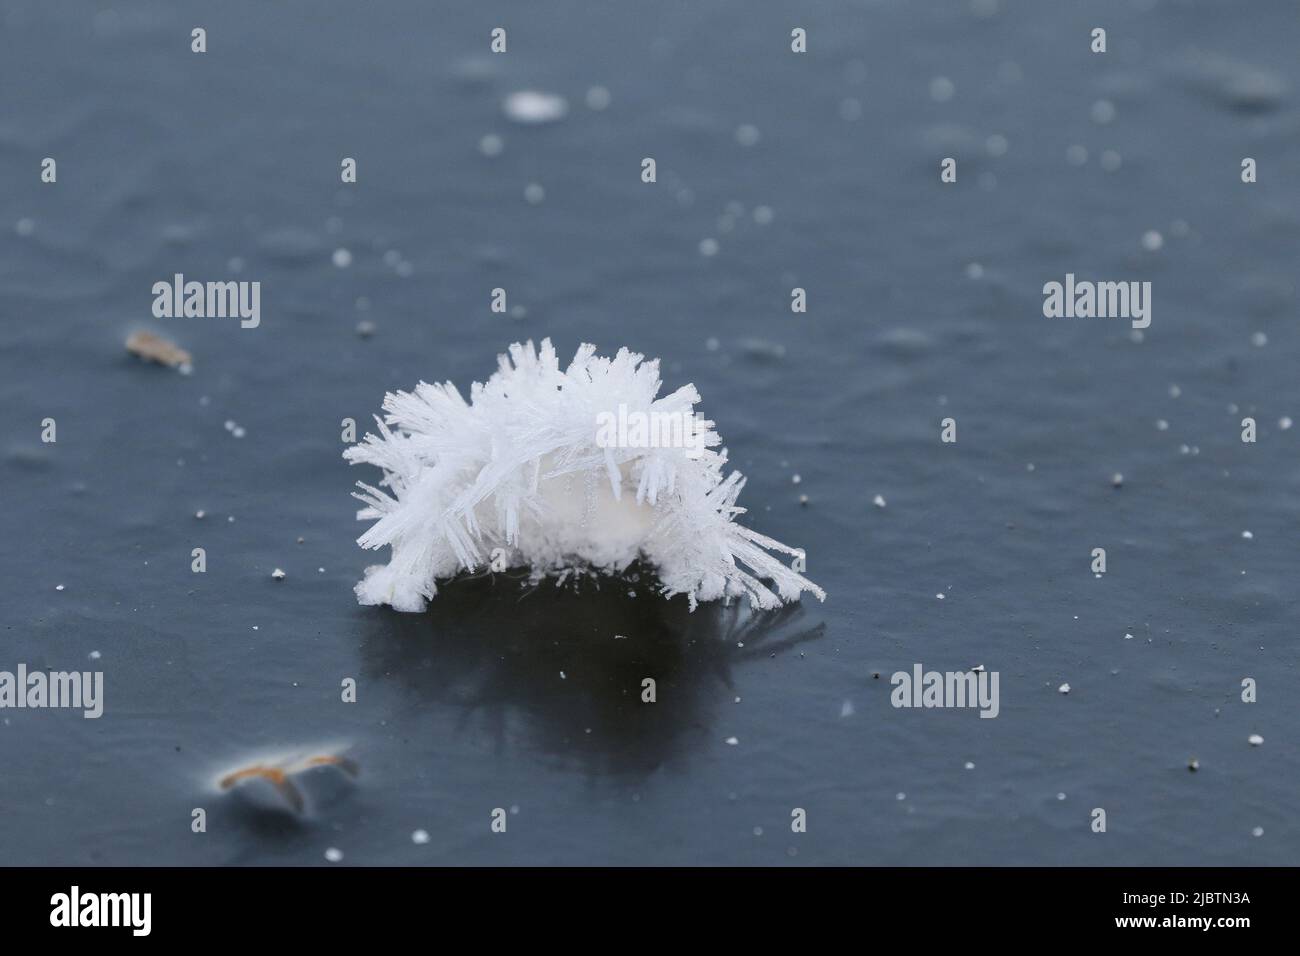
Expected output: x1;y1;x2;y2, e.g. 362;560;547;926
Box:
0;0;1296;865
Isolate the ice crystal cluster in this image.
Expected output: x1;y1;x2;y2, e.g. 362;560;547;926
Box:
346;340;825;612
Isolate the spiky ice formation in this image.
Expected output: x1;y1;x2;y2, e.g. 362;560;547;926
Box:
345;340;825;612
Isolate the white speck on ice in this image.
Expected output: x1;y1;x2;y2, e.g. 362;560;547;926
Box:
724;736;739;746
524;183;545;204
964;761;975;770
1091;99;1117;124
478;133;504;157
873;494;887;508
929;76;955;102
502;90;568;124
332;248;353;268
411;829;429;845
324;847;343;863
840;700;854;718
1242;530;1253;539
1142;230;1164;251
1058;683;1071;694
271;568;286;580
1248;734;1264;746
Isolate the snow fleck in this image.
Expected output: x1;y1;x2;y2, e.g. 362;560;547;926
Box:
1091;99;1117;124
1248;734;1264;746
411;829;429;845
929;76;955;102
324;847;344;863
502;90;568;124
271;568;286;580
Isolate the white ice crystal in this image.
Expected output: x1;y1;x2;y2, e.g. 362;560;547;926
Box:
345;340;825;612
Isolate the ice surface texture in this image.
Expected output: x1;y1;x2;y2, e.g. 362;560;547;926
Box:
346;340;825;612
